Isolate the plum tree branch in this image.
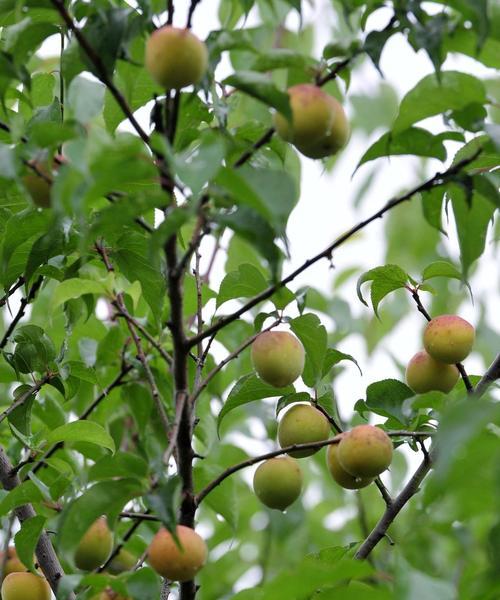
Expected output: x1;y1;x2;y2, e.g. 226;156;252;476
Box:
409;288;473;393
0;446;75;598
186;0;202;28
187;149;482;349
0;276;25;308
195;431;434;506
0;277;43;349
355;452;433;559
474;352;500;398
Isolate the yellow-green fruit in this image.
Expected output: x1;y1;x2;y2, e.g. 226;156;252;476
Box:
251;331;305;388
296;96;349;158
1;572;51;600
145;26;208;89
326;436;373;489
278;404;330;458
0;548;26;579
107;549;136;575
274;84;335;149
253;456;303;511
148;526;207;582
23;161;52;208
91;590;130;600
74;517;113;571
338;425;393;478
406;350;459;393
423;315;475;364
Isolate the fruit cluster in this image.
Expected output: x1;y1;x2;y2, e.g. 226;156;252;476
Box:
406;315;474;394
251;331;394;510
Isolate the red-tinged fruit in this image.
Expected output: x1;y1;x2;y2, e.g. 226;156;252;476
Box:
326;436;374;489
0;547;27;579
406;350;460;393
423;315;475;364
338;425;393;478
145;26;208;89
148;526;207;581
251;331;305;388
1;572;51;600
74;516;113;571
253;456;303;511
278;404;330;458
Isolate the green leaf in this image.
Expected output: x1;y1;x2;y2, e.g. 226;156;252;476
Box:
217;374;294;435
58;479;145;561
0;482;44;517
67;76;105;123
322;348;362;377
357;265;410;317
250;48;315;72
356;128;460;171
12;325;56;374
217;263;268;308
393;71;487;133
44;421;116;454
14;515;46;573
449;183;496;277
365;379;414;424
145;477;181;532
290;314;327;387
421;186;445;233
276;392;311;416
52;279;107;308
224;71;292;120
421;261;465;284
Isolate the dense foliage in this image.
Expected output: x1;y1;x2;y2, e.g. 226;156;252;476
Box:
0;0;498;599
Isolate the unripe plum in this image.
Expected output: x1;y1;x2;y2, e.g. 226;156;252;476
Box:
251;331;305;388
253;456;303;511
23;160;52;208
296;95;349;159
0;547;26;579
74;516;113;571
406;350;459;393
326;436;373;489
423;315;475;364
145;26;208;89
107;548;136;575
90;590;130;600
278;404;330;458
148;526;207;582
338;425;393;478
274;84;349;159
1;572;51;600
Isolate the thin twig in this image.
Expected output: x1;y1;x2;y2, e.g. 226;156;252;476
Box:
233;128;275;168
474;352;500;398
0;375;51;426
163;391;186;465
186;0;202;28
0;277;43;349
355;453;433;559
0;277;25;308
187;148;482;349
167;0;174;25
97;516;146;573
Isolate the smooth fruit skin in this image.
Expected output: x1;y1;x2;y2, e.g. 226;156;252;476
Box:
23;161;52;208
107;548;136;574
251;331;305;388
423;315;475;364
0;548;26;578
253;456;303;511
406;350;459;393
278;404;330;458
338;425;393;478
296;95;349;159
74;517;113;571
148;526;207;582
145;26;208;89
91;591;130;600
274;84;335;149
326;437;373;489
1;572;51;600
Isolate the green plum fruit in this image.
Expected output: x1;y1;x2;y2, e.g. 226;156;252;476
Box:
145;26;208;89
251;331;305;388
423;315;475;364
253;456;303;511
1;573;51;600
326;436;373;489
406;350;459;393
278;404;330;458
0;548;27;579
74;516;113;571
338;425;393;478
107;548;136;575
148;526;207;582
